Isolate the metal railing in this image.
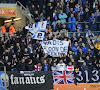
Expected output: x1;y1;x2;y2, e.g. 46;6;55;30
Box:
16;1;34;23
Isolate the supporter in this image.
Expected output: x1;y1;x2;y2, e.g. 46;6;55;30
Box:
68;14;76;31
55;2;61;15
78;37;83;47
81;62;88;71
94;9;100;17
55;20;62;32
83;8;90;22
86;30;94;38
56;59;66;71
74;4;80;14
25;59;35;71
85;56;92;65
69;0;75;8
42;60;50;71
34;62;42;72
66;62;74;71
80;6;84;16
72;21;82;32
81;42;88;54
64;3;70;14
76;11;84;22
68;8;75;17
58;10;68;23
89;13;97;31
16;58;26;71
39;12;45;21
84;24;89;32
51;62;57;71
71;33;78;43
72;42;80;56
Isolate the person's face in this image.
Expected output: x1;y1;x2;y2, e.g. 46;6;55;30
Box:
25;48;28;52
70;8;73;11
86;56;89;60
79;48;82;52
60;10;63;14
75;42;78;46
58;20;60;24
83;62;86;66
5;56;8;60
80;7;83;10
73;33;76;37
79;38;82;41
38;63;41;66
29;60;32;64
35;11;38;14
78;12;80;16
85;8;88;12
69;62;72;65
29;44;32;47
60;60;63;63
21;59;25;63
44;60;47;64
82;43;85;47
85;25;88;28
57;2;59;6
54;63;56;66
13;55;16;58
92;13;94;17
18;27;21;31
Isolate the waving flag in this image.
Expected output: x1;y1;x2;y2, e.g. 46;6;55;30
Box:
53;71;75;84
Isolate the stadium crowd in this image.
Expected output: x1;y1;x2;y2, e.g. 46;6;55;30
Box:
0;0;100;72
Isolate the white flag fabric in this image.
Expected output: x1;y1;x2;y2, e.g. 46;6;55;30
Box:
41;40;69;57
33;32;45;40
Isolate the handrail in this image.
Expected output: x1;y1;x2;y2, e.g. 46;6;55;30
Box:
16;1;35;23
16;1;30;13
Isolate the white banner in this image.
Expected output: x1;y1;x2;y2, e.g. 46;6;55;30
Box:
41;40;69;57
33;32;45;40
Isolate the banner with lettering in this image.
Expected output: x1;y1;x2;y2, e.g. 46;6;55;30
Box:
41;40;69;57
0;7;16;17
0;71;53;90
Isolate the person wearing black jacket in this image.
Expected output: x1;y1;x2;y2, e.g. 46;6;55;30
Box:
42;60;50;71
16;58;26;71
25;59;35;71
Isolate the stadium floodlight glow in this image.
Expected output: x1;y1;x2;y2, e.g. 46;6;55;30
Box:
4;20;12;23
13;18;21;21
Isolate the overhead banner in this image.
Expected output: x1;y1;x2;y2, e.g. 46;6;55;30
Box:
0;7;16;17
0;71;53;90
33;32;45;40
41;40;69;57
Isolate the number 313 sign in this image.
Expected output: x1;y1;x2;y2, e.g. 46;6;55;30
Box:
75;70;100;83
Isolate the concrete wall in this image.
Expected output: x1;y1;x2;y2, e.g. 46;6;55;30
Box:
0;4;27;31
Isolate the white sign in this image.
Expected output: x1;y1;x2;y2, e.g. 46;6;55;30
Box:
36;21;47;31
33;32;45;40
41;40;69;57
